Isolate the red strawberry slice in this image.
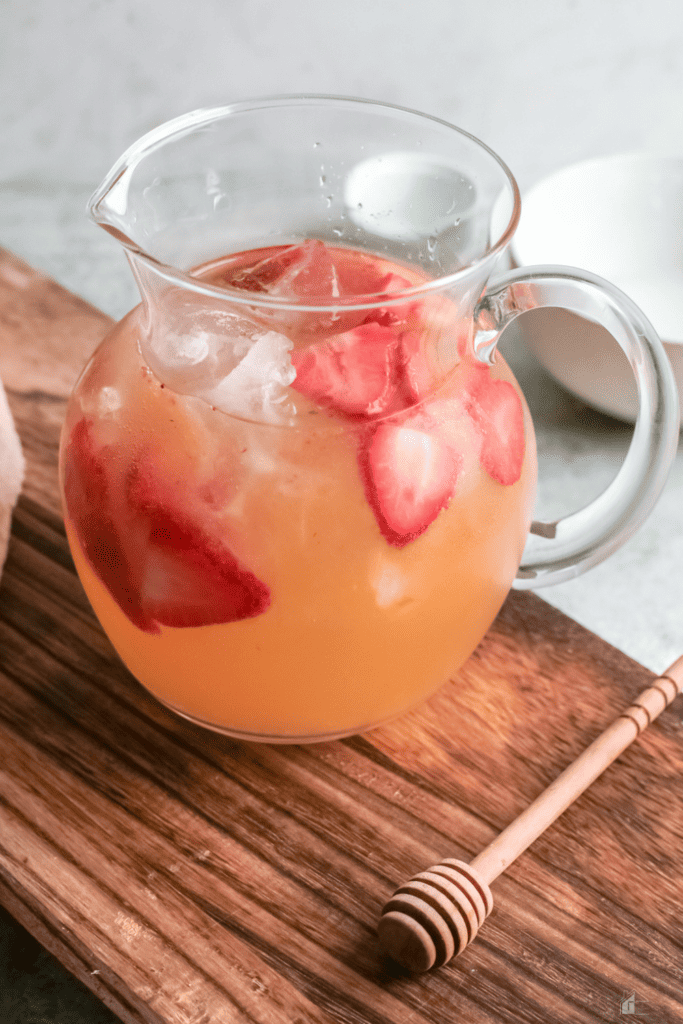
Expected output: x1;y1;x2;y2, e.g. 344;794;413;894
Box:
464;364;525;485
128;473;270;629
364;272;423;330
136;519;269;629
378;271;414;293
125;460;270;630
334;260;410;299
63;418;270;633
398;331;433;403
290;321;399;418
359;420;463;547
63;418;148;630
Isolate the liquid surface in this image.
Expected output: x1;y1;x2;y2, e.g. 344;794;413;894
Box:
60;241;537;740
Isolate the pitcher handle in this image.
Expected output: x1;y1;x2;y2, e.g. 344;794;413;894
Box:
473;265;680;589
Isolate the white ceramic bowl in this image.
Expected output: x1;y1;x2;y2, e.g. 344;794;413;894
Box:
510;154;683;421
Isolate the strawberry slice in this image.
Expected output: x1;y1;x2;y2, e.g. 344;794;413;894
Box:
63;418;148;630
63;418;270;633
358;420;463;547
363;272;422;330
335;261;411;299
398;331;433;403
290;321;399;418
464;365;525;485
128;472;270;629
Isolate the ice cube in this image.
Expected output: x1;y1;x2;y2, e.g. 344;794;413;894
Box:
97;386;122;416
371;557;410;609
222;241;337;300
80;386;122;418
199;330;297;423
142;303;256;397
217;241;412;341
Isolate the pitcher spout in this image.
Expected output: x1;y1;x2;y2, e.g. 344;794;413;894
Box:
88;164;141;253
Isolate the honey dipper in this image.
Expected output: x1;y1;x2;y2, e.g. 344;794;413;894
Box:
378;655;683;972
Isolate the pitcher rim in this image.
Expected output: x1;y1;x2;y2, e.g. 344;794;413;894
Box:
88;94;522;312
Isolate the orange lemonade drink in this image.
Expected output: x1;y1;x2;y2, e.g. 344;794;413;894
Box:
59;242;536;741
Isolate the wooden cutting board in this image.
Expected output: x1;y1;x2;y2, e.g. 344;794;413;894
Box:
1;247;682;1024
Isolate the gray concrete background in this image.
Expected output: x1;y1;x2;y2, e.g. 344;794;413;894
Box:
2;1;683;1019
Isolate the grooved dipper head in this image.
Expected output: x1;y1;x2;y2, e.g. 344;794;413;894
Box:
378;859;493;972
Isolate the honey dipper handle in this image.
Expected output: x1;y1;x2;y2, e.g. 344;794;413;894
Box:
471;656;683;886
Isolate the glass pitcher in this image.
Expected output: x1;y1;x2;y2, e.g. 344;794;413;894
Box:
58;96;679;742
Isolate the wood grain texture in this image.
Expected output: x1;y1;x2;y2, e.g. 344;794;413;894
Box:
1;246;682;1024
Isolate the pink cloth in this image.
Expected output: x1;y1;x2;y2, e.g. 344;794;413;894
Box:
0;377;24;575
